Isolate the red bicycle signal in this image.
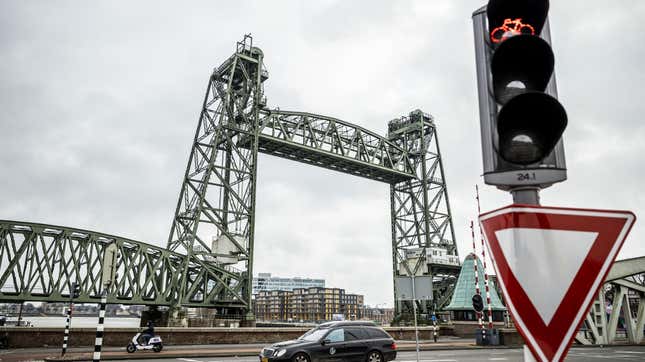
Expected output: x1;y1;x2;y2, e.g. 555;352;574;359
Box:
491;18;535;43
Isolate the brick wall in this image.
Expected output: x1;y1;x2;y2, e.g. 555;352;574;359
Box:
0;326;453;348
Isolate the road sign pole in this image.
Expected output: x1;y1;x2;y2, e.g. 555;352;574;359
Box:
511;187;540;205
411;274;420;362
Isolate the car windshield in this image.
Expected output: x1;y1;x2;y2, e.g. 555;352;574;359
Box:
298;328;329;341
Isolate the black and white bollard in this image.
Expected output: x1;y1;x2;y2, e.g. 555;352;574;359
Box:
92;291;108;362
432;313;438;343
61;303;73;356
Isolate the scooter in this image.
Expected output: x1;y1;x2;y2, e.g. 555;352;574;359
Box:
126;332;163;353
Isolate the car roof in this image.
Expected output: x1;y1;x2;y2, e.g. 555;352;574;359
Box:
317;321;378;328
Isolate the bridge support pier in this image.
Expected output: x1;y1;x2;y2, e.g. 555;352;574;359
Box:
140;306;187;327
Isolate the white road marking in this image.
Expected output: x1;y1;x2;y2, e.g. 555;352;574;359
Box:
177;359;203;362
488;358;508;361
581;355;631;359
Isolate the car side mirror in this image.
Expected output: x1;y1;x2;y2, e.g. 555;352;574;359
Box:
321;338;331;346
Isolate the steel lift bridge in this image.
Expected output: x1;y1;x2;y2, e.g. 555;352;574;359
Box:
0;36;459;323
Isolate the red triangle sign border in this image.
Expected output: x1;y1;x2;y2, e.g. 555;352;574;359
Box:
479;204;636;362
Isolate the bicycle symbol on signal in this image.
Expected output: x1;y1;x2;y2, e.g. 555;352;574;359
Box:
490;18;535;43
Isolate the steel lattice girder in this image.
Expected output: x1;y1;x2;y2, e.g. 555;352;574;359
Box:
0;220;244;308
255;110;415;184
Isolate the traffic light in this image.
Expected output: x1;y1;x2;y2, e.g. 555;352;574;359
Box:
472;294;484;312
72;282;81;298
472;0;567;190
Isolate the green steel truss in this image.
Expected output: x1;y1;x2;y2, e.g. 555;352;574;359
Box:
256;110;415;183
388;111;460;316
0;220;239;308
0;36;458;316
166;36;266;314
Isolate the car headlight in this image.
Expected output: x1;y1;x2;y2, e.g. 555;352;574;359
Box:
275;348;287;357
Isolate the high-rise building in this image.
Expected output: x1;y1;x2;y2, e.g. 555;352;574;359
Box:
252;273;325;294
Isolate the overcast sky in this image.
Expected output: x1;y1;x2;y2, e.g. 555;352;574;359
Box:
1;1;644;307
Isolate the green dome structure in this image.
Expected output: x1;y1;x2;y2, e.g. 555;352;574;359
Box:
445;253;506;321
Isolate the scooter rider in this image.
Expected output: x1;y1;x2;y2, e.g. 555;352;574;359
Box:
141;321;155;345
126;323;163;353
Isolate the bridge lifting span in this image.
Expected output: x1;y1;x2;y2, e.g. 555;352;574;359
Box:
0;35;459;321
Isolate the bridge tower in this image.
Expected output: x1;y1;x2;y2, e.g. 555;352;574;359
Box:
167;35;267;323
388;110;460;320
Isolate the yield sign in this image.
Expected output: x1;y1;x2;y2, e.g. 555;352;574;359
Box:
479;204;635;362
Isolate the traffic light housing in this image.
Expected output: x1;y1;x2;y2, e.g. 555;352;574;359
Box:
72;282;81;298
473;0;567;190
472;294;484;312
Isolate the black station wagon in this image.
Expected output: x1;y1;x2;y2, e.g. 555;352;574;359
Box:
259;321;397;362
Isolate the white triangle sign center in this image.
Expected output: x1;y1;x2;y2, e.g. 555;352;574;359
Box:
495;228;597;325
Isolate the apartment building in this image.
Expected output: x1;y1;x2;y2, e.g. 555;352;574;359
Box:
254;287;364;322
252;273;325;294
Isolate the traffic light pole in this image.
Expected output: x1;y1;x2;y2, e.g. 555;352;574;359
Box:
511;187;540;205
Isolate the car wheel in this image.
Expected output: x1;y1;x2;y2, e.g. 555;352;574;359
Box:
292;352;310;362
366;350;383;362
126;343;136;353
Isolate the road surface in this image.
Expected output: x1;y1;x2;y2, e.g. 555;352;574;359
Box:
130;346;645;362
